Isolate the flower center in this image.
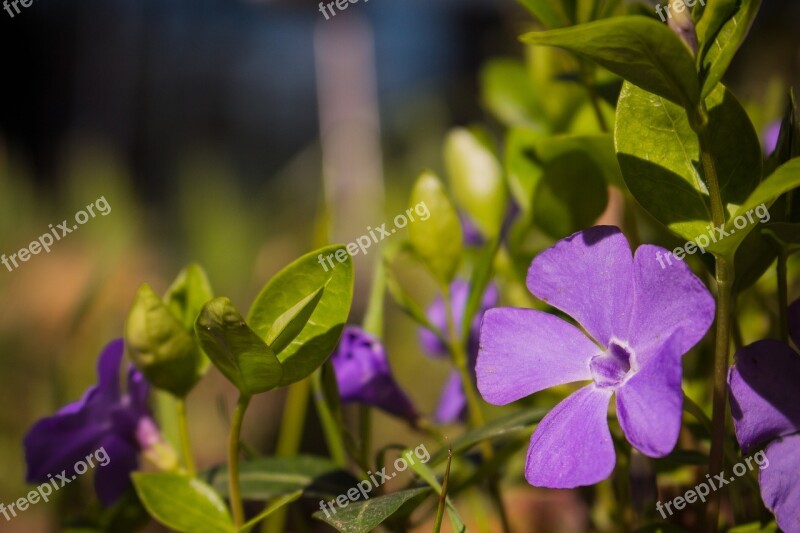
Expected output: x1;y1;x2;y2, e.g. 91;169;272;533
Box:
590;342;634;389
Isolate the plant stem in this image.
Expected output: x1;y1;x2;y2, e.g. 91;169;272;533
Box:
176;399;196;476
229;394;252;528
311;368;347;467
693;106;734;533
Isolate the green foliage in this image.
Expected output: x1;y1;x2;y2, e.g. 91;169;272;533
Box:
313;488;432;533
125;265;213;397
132;473;234;533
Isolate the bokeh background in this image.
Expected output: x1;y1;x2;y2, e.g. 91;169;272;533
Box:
1;0;799;530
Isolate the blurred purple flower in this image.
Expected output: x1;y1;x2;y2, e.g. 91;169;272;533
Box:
728;299;800;532
764;120;782;155
477;226;714;488
331;326;417;422
24;339;158;506
419;280;499;423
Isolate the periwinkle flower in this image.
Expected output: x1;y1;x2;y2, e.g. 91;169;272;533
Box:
24;339;166;506
331;326;418;422
764;120;782;155
419;280;499;423
476;226;714;488
728;299;800;532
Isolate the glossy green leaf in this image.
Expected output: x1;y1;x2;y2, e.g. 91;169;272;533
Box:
444;128;508;239
517;0;575;28
408;172;463;285
263;285;325;355
125;284;207;397
521;16;699;107
164;264;214;331
210;456;359;501
696;0;761;98
132;473;234;533
480;59;541;128
313;487;432;533
247;245;354;386
616;82;762;258
195;297;282;395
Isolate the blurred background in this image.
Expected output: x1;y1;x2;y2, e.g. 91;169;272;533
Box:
1;0;799;530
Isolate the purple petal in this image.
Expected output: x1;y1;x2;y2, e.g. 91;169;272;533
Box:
24;407;105;483
525;385;615;488
96;339;125;402
616;335;683;457
435;371;467;423
763;120;782;155
789;299;800;350
477;308;597;405
759;434;800;533
93;433;139;507
127;366;150;415
626;245;714;367
729;340;800;452
527;226;634;348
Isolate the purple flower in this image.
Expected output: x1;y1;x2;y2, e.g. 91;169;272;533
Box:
331;326;418;422
764;120;782;155
476;226;715;488
728;299;800;532
419;280;499;423
24;339;158;506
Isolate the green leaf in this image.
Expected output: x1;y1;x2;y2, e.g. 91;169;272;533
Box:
765;89;800;175
313;487;432;533
480;59;541;128
429;408;549;467
247;245;354;386
125;284;207;397
508;132;615;238
263;286;325;355
408;172;463;285
164;264;214;331
240;490;303;533
696;0;761;98
763;222;800;255
517;0;575;28
444;128;508;239
195;297;283;395
461;237;500;338
210;456;359;501
713;158;800;257
521;16;699;108
615;82;762;257
132;473;234;533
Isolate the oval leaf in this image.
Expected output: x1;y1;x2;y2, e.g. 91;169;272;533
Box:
521;16;699;108
247;245;354;386
313;487;432;533
196;297;282;395
132;473;233;533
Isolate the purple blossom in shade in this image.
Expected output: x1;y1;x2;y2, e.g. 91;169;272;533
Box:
331;326;418;422
24;339;158;506
764;120;782;155
476;226;715;488
728;299;800;532
419;280;499;423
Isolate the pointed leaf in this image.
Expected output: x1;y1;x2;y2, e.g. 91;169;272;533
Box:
195;297;282;395
313;487;432;533
247;245;354;386
164;264;214;331
521;16;699;107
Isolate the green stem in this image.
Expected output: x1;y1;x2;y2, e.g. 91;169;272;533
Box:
359;405;372;472
229;395;252;528
176;399;196;476
311;368;347;467
693;105;734;533
777;250;789;342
